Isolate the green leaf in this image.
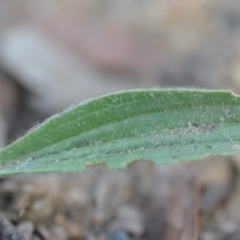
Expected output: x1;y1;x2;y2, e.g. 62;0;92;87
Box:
0;89;240;176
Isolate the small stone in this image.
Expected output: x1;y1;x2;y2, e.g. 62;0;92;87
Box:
17;221;34;240
107;231;130;240
109;205;144;237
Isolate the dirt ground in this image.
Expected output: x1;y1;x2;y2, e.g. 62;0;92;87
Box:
1;1;240;240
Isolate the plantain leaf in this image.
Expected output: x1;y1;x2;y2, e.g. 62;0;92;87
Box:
0;89;240;176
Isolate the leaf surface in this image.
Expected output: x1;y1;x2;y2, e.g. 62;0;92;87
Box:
0;89;240;176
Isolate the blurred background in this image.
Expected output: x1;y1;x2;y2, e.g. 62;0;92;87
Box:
1;1;240;240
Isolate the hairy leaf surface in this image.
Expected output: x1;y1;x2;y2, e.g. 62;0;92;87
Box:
0;89;240;176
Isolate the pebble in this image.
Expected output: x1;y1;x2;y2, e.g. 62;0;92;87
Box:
107;231;130;240
17;221;34;240
109;205;144;237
